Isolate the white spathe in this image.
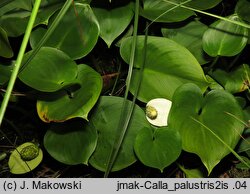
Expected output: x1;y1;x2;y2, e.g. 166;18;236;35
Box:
146;98;172;127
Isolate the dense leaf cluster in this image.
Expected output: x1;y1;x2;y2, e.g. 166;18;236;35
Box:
0;0;249;177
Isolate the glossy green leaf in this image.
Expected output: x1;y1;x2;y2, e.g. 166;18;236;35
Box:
93;2;134;48
11;0;37;10
140;0;222;22
0;0;34;17
120;36;208;102
3;0;59;11
186;0;222;10
8;142;43;174
0;62;14;85
0;2;12;17
168;83;244;174
0;1;62;37
140;0;195;23
236;0;250;23
202;14;248;57
162;20;210;65
0;27;13;58
89;96;150;172
37;64;102;122
44;120;98;165
210;64;250;93
134;127;181;172
30;3;100;59
178;165;205;178
18;47;78;92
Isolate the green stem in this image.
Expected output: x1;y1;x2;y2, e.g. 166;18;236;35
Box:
145;0;192;31
19;0;73;73
0;0;42;127
163;0;250;29
133;24;148;100
110;62;121;96
104;0;140;178
124;3;139;100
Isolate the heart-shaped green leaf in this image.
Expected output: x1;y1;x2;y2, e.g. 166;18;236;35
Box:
18;47;78;92
140;0;195;23
202;14;248;57
37;64;102;122
134;127;182;172
30;3;99;59
236;0;250;23
0;27;13;58
93;2;134;48
168;83;244;174
8;142;43;174
0;1;62;37
89;96;150;172
44;119;98;165
120;36;208;102
162;20;210;65
210;64;250;94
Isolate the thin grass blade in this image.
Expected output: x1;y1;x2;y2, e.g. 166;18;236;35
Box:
145;0;192;31
0;0;42;127
163;0;250;29
104;0;140;177
19;0;73;73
